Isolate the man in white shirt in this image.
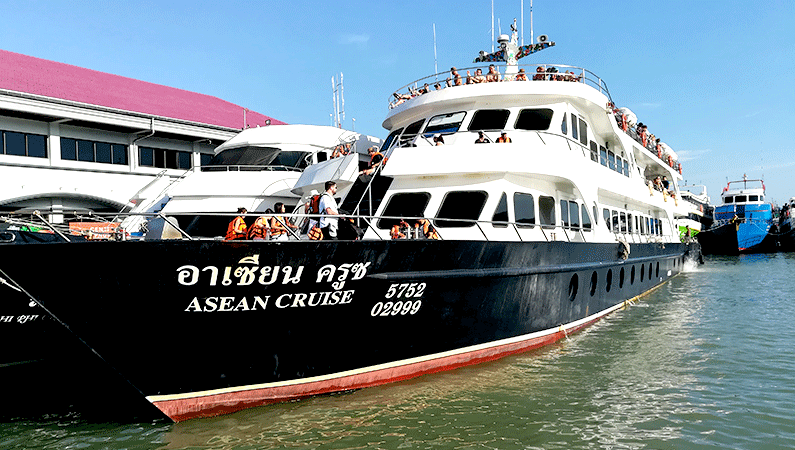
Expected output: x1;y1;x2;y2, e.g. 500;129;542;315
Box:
319;181;339;239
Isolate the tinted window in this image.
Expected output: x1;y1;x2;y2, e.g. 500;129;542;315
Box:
724;196;733;204
571;114;578;140
603;208;611;231
578;118;588;145
608;151;616;170
589;141;598;162
735;195;747;203
5;132;25;156
77;140;94;161
569;201;580;229
560;199;569;227
492;192;508;227
620;212;627;232
112;144;128;165
377;192;431;229
749;195;759;201
561;112;568;135
539;196;555;228
599;145;607;166
381;128;403;151
424;112;466;136
627;213;633;233
178;151;192;169
514;193;535;228
623;159;629;176
139;147;154;166
399;120;424;146
27;134;47;158
435;191;488;228
582;204;592;230
468;109;510;131
515;108;553;130
61;138;77;160
96;142;112;163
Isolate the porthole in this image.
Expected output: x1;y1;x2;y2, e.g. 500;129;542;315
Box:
590;271;598;296
656;262;660;278
648;263;653;280
568;274;579;301
640;264;645;282
619;267;625;289
605;269;613;293
630;265;635;285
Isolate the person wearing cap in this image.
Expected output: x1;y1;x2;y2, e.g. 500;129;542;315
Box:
474;131;489;144
451;67;463;86
516;68;528;81
433;134;445;146
496;131;512;143
359;146;385;176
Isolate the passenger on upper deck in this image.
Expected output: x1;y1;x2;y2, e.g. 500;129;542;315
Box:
467;69;487;84
486;64;500;82
496;131;512;143
546;67;560;81
270;202;299;241
433;134;445;145
515;68;528;81
533;66;545;80
475;131;489;144
247;214;269;240
451;67;463;86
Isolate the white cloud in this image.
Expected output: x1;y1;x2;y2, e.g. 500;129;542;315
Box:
339;33;369;45
676;148;711;162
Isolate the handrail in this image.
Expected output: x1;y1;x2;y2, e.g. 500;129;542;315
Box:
388;63;612;109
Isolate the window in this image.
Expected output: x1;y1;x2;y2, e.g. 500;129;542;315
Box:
492;193;509;227
612;210;619;232
469;109;510;131
139;146;192;169
560;200;569;228
424;112;466;136
735;195;747;203
435;191;488;228
603;208;611;231
608;150;616;171
539;196;556;228
628;213;633;233
600;145;607;167
515;108;553;130
589;141;598;162
569;201;580;229
749;195;759;201
377;192;431;229
4;132;26;156
578;118;588;146
561;112;568;135
399;120;424;146
582;204;592;230
571;114;578;141
59;137;127;165
381;128;403;151
623;159;629;177
620;212;627;232
724;196;733;204
27;134;47;158
514;193;535;228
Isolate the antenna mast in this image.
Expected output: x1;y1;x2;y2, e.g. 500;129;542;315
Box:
433;23;438;80
521;0;524;45
331;73;345;128
491;0;494;52
530;0;534;45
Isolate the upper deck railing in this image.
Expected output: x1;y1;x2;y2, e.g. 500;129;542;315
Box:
388;63;612;109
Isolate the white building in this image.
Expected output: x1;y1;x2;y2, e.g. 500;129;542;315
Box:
0;49;284;221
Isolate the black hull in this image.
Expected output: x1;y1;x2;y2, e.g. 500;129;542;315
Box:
778;221;795;252
0;238;700;421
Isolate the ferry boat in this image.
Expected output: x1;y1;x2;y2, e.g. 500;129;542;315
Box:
0;26;701;422
675;184;713;239
696;176;777;255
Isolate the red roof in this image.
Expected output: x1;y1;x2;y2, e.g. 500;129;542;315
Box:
0;49;285;129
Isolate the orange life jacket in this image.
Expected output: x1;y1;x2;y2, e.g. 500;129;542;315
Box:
308;225;323;240
247;223;268;239
225;216;247;240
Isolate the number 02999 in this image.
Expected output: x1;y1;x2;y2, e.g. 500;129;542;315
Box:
370;282;426;317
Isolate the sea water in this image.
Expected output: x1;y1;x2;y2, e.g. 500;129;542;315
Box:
3;253;795;449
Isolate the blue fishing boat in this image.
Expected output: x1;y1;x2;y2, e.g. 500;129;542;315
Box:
697;175;777;254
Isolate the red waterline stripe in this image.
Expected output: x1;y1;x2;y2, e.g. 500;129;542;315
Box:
152;319;599;422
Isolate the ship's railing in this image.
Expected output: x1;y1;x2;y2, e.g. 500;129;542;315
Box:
388;63;612;109
200;164;303;172
1;210;615;244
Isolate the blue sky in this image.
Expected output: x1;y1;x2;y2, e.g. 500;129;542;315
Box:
2;1;793;204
